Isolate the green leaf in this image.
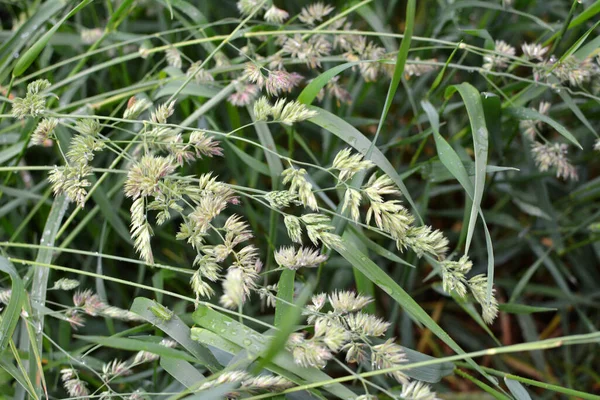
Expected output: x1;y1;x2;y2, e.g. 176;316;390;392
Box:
106;0;136;31
0;354;37;399
445;83;488;254
506;106;582;149
499;303;556;315
298;62;359;105
403;346;455;383
274;269;295;327
88;175;131;244
348;226;416;268
130;297;220;371
257;278;312;373
0;256;25;351
12;0;93;77
444;85;495;302
346;231;376;314
0;1;66;81
376;0;415;137
160;357;205;388
461;28;494;49
505;378;533;400
153;81;221;100
74;335;199;362
226;142;271;176
248;106;283;183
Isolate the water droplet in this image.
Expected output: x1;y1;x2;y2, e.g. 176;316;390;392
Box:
349;137;357;146
243;339;252;346
12;52;19;59
20;32;29;39
379;284;393;295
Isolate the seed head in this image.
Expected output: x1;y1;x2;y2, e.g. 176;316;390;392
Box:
237;0;263;16
345;312;390;337
483;40;516;70
531;141;578;181
328;291;372;313
371;338;409;384
51;278;80;291
401;380;441;400
265;190;298;209
11;79;52;119
228;83;259;107
102;359;131;380
397;225;449;260
469;274;498;324
31;118;58;147
219;268;246;309
244;62;265;87
284;215;303;243
187;61;214;83
124;155;176;199
522;43;548;61
332;148;375;181
270;98;317;125
165;48;182;69
274;246;327;270
342;188;362;222
80;28;103;44
299;2;334;26
264;6;289;24
282;167;318;209
151;101;176;124
124;96;152;119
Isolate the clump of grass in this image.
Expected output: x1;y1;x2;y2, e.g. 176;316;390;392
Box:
0;0;599;399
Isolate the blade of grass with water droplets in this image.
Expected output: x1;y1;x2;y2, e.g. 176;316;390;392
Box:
130;297;221;371
192;305;356;399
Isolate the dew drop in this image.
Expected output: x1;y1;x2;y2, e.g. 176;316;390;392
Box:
379;284;393;295
12;52;19;59
243;339;252;346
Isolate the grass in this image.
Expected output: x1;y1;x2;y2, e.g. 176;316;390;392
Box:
0;0;599;399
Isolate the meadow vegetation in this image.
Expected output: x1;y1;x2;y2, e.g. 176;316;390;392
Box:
0;0;599;399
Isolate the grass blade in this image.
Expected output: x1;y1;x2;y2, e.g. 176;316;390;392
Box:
0;256;25;351
12;0;93;77
506;107;582;149
130;297;221;372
